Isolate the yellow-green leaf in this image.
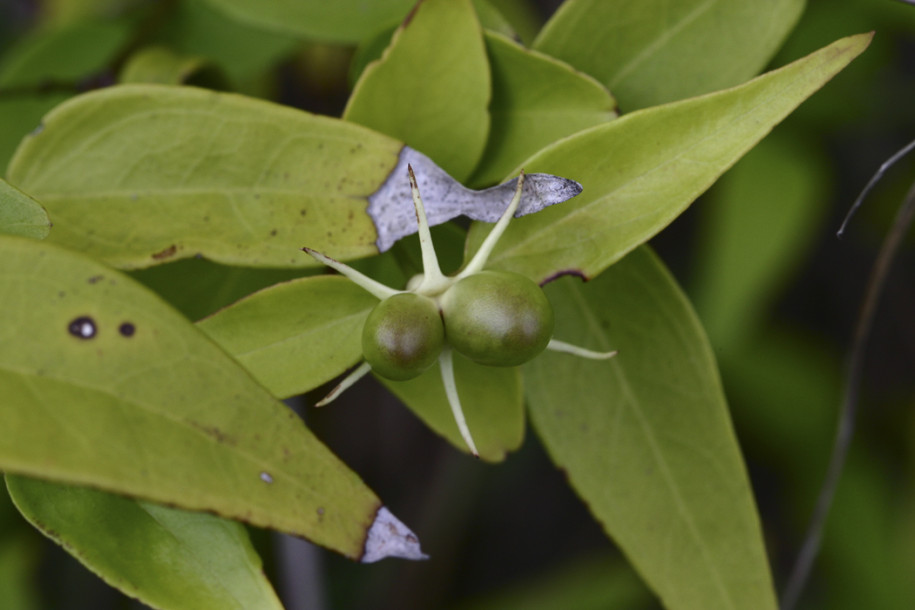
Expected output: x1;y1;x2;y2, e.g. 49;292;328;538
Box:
6;477;283;610
534;0;805;110
526;246;776;610
468;33;871;284
0;235;422;561
6;85;403;269
343;0;490;182
198;276;378;398
0;179;50;239
469;31;616;187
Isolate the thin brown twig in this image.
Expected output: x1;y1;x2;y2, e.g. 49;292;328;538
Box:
780;156;915;610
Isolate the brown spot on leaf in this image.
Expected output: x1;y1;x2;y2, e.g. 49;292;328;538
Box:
152;245;177;260
540;269;589;286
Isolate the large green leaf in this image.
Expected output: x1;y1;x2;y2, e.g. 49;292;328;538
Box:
0;179;50;239
198;275;378;398
467;33;871;284
0;235;419;561
469;31;616;187
533;0;805;111
379;352;523;462
344;0;490;182
6;84;403;269
6;477;282;610
526;246;776;610
198;0;413;43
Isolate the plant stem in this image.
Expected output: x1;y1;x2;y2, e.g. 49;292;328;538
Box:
780;171;915;610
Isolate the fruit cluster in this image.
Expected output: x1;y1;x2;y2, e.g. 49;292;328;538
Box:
304;167;614;456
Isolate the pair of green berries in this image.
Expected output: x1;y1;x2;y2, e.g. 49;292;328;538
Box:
304;166;615;457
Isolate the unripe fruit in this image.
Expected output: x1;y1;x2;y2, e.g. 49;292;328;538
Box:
440;270;554;366
362;293;445;381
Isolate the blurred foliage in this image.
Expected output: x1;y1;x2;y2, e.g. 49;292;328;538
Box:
0;0;912;609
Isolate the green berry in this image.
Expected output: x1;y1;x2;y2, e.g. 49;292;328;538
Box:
440;270;554;366
362;293;444;381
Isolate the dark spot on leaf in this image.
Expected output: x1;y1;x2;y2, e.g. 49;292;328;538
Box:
152;245;177;260
58;291;66;299
87;275;103;284
300;209;307;217
270;229;277;236
119;322;136;337
189;421;232;444
68;316;96;339
540;269;589;286
203;216;210;222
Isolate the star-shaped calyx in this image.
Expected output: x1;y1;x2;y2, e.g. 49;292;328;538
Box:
303;166;616;457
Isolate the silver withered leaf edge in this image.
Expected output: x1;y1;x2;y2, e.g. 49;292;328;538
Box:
368;147;582;252
361;506;428;563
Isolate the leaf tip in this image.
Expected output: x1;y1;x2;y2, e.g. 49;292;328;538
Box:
360;506;428;563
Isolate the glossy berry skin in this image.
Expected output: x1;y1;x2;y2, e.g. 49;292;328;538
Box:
362;293;445;381
440;270;554;366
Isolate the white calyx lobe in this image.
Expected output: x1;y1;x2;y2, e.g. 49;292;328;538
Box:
304;165;616;458
361;506;428;563
368;147;583;252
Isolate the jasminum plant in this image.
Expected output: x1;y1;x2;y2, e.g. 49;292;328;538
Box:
304;166;616;456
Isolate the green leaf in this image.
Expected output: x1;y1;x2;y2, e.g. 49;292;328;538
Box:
6;476;283;610
0;20;130;170
0;235;401;560
197;0;413;43
526;246;776;610
379;352;523;462
198;275;378;399
0;179;50;239
0;21;130;88
468;33;871;284
154;0;300;88
343;0;490;182
470;31;616;187
6;84;404;269
119;46;228;89
533;0;805;110
692;132;830;350
0;96;64;172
